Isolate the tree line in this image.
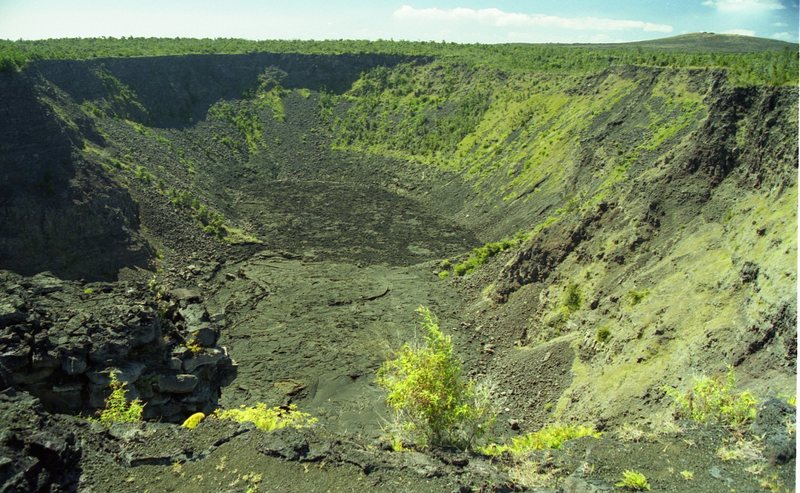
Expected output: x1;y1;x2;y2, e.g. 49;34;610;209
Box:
0;37;796;86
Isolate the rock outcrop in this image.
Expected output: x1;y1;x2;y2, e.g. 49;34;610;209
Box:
0;270;236;422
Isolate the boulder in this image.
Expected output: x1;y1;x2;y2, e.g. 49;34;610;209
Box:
157;374;199;394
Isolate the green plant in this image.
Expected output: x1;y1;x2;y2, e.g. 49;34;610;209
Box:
595;326;611;343
452;232;527;276
93;372;144;426
83;287;94;295
184;337;203;354
664;367;758;431
376;306;497;449
214;403;316;432
616;470;651;491
627;289;649;306
481;424;600;456
563;282;582;312
680;470;694;480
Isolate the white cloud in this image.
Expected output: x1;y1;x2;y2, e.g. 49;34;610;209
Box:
770;31;795;40
392;5;673;33
702;0;785;12
723;28;757;35
773;21;789;26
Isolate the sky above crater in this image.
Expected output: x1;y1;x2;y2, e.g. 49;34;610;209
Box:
0;0;797;43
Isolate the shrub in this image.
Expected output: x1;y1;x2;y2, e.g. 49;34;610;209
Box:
595;326;611;343
616;470;651;491
664;367;757;431
93;372;144;425
563;282;581;312
214;403;316;432
452;231;527;276
481;423;600;456
627;289;649;306
377;306;497;449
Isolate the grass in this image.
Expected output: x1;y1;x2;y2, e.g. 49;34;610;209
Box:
214;403;316;432
664;367;758;432
451;231;528;277
480;423;601;456
627;289;649;306
616;470;651;491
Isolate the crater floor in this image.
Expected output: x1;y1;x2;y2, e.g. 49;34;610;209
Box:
204;179;478;435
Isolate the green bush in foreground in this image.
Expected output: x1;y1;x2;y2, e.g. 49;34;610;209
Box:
480;423;601;456
664;367;757;432
93;372;144;426
377;306;497;450
215;403;317;432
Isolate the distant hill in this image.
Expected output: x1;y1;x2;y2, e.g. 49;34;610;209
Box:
599;32;797;52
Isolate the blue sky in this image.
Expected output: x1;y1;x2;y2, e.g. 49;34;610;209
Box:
0;0;797;43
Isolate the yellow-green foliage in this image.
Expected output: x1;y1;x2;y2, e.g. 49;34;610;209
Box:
626;289;649;306
182;412;206;429
452;232;528;276
481;424;600;456
562;282;582;313
664;367;757;431
94;372;144;426
214;403;317;432
207;101;266;155
616;470;651;491
183;338;203;354
377;306;496;449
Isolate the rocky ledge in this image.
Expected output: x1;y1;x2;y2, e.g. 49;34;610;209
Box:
0;270;236;422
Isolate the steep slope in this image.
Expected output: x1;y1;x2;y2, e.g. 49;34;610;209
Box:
328;62;798;427
0;71;152;281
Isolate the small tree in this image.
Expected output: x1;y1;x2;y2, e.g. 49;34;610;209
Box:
377;306;496;449
95;371;144;425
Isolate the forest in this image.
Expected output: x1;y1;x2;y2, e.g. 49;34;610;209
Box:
1;35;797;86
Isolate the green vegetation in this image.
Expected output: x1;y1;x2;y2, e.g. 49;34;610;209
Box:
562;282;582;313
480;424;600;456
208;101;265;155
664;367;758;431
451;231;528;276
208;67;288;154
94;67;148;117
595;326;612;344
183;337;203;354
626;289;649;306
165;188;227;238
377;306;497;449
92;372;144;426
1;36;796;86
616;470;651;491
214;403;317;432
